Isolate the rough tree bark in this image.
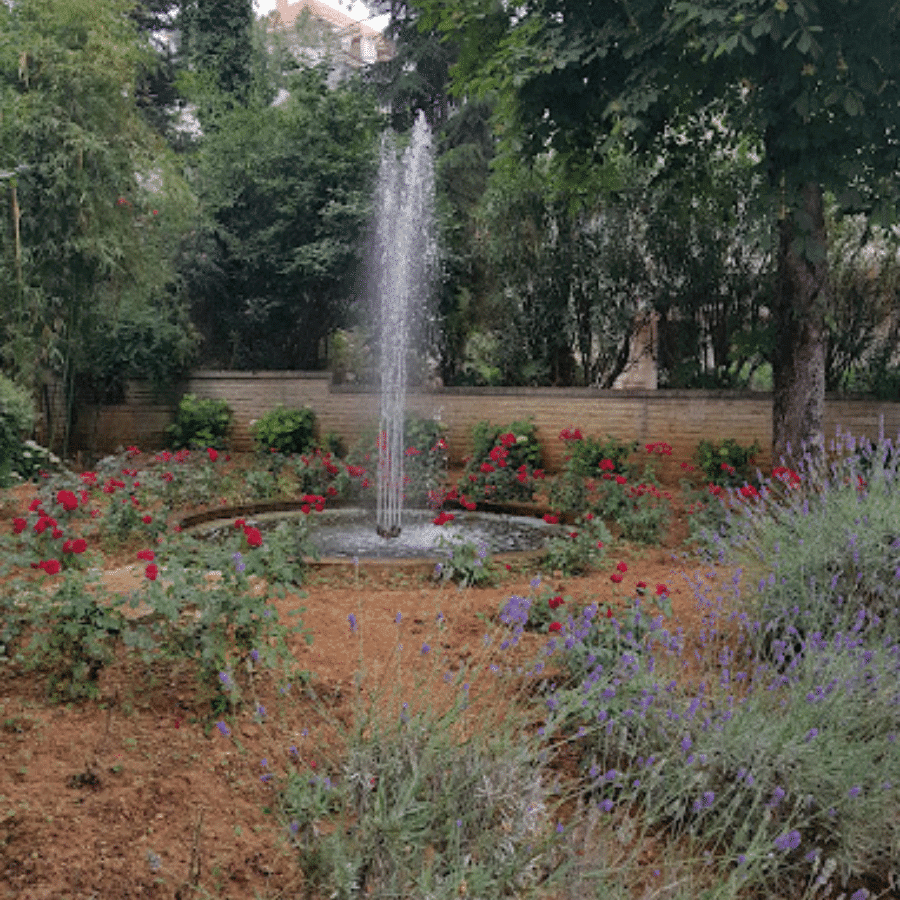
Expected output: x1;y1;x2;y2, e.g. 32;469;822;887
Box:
772;181;830;468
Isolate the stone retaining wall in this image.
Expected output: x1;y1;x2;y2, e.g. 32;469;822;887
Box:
70;371;900;479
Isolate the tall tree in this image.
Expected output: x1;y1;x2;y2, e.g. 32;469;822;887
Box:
415;0;900;464
178;0;254;115
181;67;383;369
0;0;193;453
367;0;457;131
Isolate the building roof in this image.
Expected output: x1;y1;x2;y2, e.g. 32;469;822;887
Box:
272;0;382;40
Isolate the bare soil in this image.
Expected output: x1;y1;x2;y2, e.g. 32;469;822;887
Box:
0;478;730;899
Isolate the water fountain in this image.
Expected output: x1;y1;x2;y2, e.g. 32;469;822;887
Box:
183;115;561;566
373;112;436;538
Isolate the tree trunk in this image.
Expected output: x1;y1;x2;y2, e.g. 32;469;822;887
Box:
772;181;829;468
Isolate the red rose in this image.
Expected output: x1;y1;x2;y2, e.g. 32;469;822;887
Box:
137;549;155;561
56;489;79;512
244;526;263;548
207;448;218;462
13;517;26;534
72;538;87;554
616;561;628;572
142;515;153;524
145;564;158;580
40;559;61;575
548;622;562;632
611;572;623;584
543;514;559;525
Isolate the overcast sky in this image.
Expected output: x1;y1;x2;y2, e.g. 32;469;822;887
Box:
253;0;390;32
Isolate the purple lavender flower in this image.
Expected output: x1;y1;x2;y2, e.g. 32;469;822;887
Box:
348;613;357;633
773;830;801;851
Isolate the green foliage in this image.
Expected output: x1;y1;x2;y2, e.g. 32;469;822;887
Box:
435;535;493;587
0;0;197;452
178;0;253;109
718;433;900;649
23;573;127;700
549;431;637;517
0;374;36;484
601;481;672;545
250;406;317;455
419;0;900;452
289;449;348;499
824;212;900;394
166;393;233;450
566;434;636;478
543;514;611;576
694;437;761;488
182;68;384;370
461;419;542;503
278;699;556;899
560;591;672;688
153;522;312;696
401;415;448;506
77;300;199;400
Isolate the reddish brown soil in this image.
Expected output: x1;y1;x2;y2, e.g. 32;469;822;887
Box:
0;476;734;900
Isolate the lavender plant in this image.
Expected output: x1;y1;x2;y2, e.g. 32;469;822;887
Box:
699;429;900;658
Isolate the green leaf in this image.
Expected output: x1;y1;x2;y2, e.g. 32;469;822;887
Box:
843;92;861;116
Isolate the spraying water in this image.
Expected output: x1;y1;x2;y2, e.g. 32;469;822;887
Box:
373;113;436;538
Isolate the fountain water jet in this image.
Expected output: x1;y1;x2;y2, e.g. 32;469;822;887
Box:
373;113;436;538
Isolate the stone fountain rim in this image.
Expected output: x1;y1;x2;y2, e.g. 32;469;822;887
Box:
178;498;564;573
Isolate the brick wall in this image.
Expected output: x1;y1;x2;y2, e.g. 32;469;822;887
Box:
71;372;900;480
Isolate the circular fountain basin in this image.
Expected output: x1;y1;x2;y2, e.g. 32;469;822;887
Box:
185;505;561;572
304;508;557;559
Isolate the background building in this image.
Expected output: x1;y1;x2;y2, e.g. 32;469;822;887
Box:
269;0;394;86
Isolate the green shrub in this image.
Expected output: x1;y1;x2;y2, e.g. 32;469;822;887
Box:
0;374;37;485
77;301;199;400
341;416;447;507
166;393;233;450
543;513;611;575
460;419;543;503
250;405;317;455
401;415;448;506
564;433;638;478
694;437;761;487
549;432;639;517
